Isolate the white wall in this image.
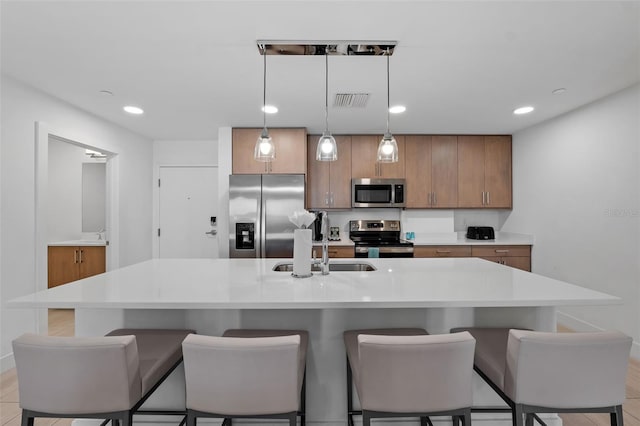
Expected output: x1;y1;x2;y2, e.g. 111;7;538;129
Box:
152;140;218;257
502;84;640;356
47;138;86;242
0;75;154;371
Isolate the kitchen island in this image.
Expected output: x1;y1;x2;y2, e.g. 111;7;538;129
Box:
8;258;619;426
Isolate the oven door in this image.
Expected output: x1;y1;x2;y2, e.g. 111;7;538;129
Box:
355;246;414;258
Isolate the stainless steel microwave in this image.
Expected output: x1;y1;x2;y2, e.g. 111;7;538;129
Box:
352;178;406;208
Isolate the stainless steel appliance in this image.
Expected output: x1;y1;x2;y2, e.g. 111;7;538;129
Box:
229;174;305;258
349;220;414;258
352;178;405;208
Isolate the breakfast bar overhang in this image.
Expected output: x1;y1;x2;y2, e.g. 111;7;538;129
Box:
8;258;620;426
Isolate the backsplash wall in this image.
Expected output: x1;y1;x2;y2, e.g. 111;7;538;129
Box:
321;209;508;239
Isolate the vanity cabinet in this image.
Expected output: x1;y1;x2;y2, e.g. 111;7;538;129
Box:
232;128;307;174
458;135;512;208
471;245;531;271
351;135;405;179
405;135;458;208
48;245;106;288
306;135;352;209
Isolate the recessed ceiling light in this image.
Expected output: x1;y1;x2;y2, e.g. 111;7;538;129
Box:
123;105;144;115
513;106;534;115
99;90;113;96
389;105;406;114
552;88;567;95
262;105;278;114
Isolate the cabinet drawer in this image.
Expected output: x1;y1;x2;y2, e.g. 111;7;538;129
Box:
471;245;531;257
414;245;471;258
312;246;354;258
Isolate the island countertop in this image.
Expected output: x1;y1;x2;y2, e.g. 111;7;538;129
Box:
7;257;618;310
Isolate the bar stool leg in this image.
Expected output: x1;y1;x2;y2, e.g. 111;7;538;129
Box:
525;413;534;426
513;404;524;426
362;411;372;426
611;405;624;426
346;358;354;426
462;410;472;426
20;412;34;426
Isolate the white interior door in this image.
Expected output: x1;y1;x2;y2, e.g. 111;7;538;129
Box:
159;166;218;258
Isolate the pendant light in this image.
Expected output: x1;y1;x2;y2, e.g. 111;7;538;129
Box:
254;52;275;161
316;53;337;161
377;50;398;163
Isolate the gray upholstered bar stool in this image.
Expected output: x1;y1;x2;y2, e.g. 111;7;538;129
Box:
343;329;476;426
13;328;194;426
182;329;308;426
452;327;632;426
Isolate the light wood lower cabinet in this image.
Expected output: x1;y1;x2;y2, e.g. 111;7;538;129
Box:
472;245;531;271
48;246;106;288
414;246;471;258
415;244;531;271
312;246;354;258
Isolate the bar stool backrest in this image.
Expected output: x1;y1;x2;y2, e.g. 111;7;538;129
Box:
357;332;476;413
504;330;632;408
182;334;301;416
12;334;142;415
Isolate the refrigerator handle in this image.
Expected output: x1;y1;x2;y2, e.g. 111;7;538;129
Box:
259;182;267;258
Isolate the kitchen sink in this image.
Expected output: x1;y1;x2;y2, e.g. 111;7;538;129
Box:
272;261;377;272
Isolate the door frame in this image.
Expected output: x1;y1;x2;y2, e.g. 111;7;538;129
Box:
34;122;120;334
153;164;218;258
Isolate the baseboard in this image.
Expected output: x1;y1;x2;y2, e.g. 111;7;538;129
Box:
1;351;15;373
557;311;640;360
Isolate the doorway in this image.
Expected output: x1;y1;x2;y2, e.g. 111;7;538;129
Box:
34;123;119;335
158;166;219;258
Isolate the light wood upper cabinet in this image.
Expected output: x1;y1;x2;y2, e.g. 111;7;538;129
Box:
458;135;512;208
306;135;352;209
351;135;405;179
232;128;307;174
48;245;106;288
405;135;457;208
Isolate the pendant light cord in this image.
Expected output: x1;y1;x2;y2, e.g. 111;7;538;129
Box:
325;53;329;133
386;50;390;135
263;52;267;130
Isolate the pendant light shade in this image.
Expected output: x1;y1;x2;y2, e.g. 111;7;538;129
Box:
255;53;275;162
316;53;337;161
377;52;398;163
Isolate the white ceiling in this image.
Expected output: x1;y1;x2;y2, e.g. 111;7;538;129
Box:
1;1;639;140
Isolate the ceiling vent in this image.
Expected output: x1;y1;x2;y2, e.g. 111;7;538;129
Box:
334;93;370;108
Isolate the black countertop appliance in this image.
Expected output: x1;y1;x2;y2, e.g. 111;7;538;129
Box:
466;226;495;240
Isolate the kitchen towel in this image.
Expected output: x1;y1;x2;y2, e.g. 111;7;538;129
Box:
293;229;312;277
367;247;380;258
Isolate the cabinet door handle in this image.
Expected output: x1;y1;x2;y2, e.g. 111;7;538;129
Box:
79;249;84;263
74;249;78;264
433;192;437;205
495;249;509;254
487;191;490;205
482;191;485;205
330;192;334;206
436;249;452;254
427;192;432;206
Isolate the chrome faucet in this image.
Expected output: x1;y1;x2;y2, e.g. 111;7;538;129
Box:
320;211;330;275
312;211;330;275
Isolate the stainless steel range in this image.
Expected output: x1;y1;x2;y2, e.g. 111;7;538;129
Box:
349;220;414;258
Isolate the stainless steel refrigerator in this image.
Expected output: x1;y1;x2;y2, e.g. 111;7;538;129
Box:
229;174;305;258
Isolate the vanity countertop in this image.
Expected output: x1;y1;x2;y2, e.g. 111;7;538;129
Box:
48;240;107;247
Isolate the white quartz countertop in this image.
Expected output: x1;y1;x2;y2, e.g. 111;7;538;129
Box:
48;240;107;247
409;232;534;246
7;258;618;310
